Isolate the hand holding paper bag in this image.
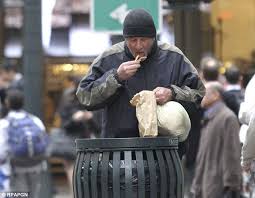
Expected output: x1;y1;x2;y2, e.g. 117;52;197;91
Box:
130;90;191;141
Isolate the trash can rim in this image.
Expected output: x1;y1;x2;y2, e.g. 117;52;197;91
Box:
75;137;178;150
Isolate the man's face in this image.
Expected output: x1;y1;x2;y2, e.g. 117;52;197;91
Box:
125;37;154;58
201;86;219;109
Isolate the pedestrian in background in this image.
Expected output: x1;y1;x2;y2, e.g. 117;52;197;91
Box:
191;81;242;198
200;56;220;82
183;55;221;197
239;74;255;157
0;62;24;118
239;74;255;198
52;76;99;194
0;106;10;192
223;65;244;116
1;89;48;198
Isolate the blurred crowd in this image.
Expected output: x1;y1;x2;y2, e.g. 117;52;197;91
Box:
0;61;100;197
183;55;255;198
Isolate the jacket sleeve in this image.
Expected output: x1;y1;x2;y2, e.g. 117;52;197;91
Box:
170;54;205;106
76;57;123;110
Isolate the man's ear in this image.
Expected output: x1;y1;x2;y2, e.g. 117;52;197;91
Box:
214;91;221;101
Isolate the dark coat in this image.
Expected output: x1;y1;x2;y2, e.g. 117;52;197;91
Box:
77;40;205;138
58;88;98;138
223;89;244;116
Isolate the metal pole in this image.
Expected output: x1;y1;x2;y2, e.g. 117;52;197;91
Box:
23;0;44;118
23;3;53;198
217;18;223;61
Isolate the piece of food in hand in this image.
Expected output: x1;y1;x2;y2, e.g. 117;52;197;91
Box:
135;55;140;61
135;55;147;62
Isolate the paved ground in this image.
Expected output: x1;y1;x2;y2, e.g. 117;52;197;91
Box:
54;185;72;198
52;175;72;198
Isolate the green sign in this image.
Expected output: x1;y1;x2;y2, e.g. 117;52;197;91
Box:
91;0;162;33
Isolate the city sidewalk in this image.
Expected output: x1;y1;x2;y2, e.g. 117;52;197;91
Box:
53;175;72;198
54;185;72;198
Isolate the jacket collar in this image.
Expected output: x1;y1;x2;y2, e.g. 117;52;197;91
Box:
225;84;241;91
203;101;225;120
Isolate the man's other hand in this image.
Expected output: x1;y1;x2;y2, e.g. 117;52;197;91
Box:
153;87;173;105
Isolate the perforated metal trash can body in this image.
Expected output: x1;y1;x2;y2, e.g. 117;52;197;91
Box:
73;137;184;198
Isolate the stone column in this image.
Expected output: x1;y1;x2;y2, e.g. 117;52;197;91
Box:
174;9;202;68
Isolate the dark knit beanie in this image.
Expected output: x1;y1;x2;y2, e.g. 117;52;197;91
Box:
123;9;156;38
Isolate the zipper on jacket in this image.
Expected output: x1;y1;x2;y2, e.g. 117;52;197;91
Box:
142;64;148;90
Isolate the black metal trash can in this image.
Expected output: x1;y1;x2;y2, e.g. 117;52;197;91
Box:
73;137;184;198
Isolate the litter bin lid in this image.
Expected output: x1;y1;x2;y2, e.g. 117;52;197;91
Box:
76;137;178;151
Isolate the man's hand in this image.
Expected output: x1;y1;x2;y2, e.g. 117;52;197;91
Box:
72;110;93;121
117;60;141;81
153;87;173;105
